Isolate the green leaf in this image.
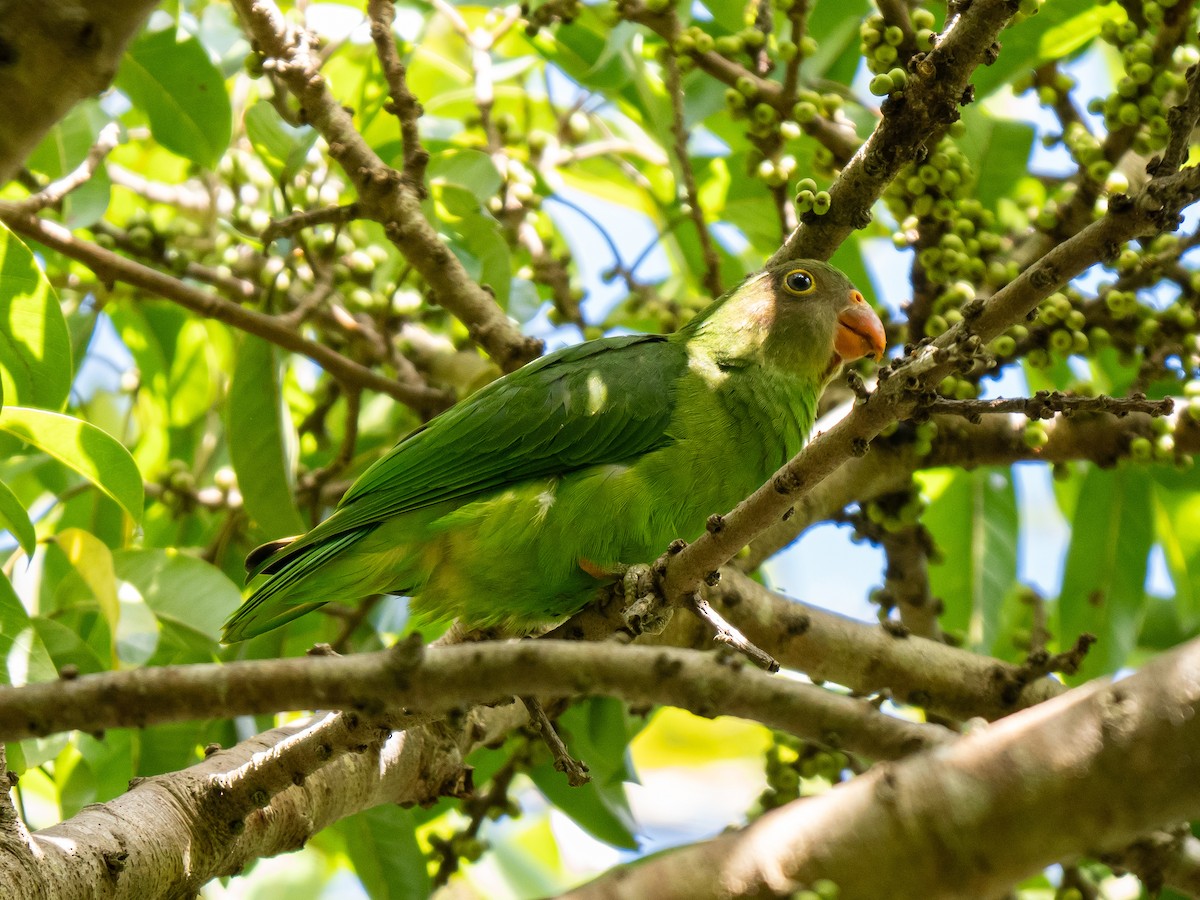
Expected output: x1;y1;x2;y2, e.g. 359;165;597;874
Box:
558;697;641;787
244;100;318;180
114;548;242;643
32;617;107;676
428;149;502;203
1058;466;1154;679
529;761;638;849
167;319;217;427
540;19;637;92
1151;463;1200;628
528;699;640;850
227;336;306;538
0;478;36;555
0;407;143;523
107;304;174;474
919;467;1019;654
334;806;430;900
957;108;1035;208
0;224;72;411
0;575;56;687
971;0;1113;98
115;27;232;169
55;527;120;649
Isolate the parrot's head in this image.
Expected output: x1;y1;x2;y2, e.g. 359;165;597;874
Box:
684;258;886;384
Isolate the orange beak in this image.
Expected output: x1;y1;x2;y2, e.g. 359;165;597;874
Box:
835;290;886;363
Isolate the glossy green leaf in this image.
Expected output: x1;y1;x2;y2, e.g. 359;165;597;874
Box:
115;27;232;169
0;225;72;411
108;304;174;474
167;319;217;428
32;617;108;676
541;19;636;92
920;467;1019;654
1058;466;1154;679
0;407;143;523
559;697;641;787
1151;464;1200;628
228;336;306;538
334;806;430;900
0;478;36;556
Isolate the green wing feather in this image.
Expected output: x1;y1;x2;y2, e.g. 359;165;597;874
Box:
248;333;685;579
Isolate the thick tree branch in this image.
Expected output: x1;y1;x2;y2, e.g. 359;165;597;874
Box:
1;704;525;899
231;0;542;371
0;641;949;762
0;0;158;186
565;633;1200;900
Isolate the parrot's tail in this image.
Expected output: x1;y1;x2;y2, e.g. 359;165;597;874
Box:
245;535;299;574
223;530;370;643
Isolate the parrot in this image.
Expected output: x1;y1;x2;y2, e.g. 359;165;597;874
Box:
222;259;885;642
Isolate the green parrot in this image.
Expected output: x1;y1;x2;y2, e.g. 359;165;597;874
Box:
222;259;885;642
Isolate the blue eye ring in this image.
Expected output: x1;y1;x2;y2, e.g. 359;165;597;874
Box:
784;268;815;296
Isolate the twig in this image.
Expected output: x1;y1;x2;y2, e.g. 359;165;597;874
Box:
778;0;809;106
367;0;429;195
521;696;590;786
431;752;522;888
262;202;361;243
663;45;722;299
922;392;1174;421
688;595;779;673
1;122;120;215
631;6;860;166
106;162;216;215
877;524;942;642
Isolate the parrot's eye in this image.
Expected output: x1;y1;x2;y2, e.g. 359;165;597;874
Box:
783;269;815;296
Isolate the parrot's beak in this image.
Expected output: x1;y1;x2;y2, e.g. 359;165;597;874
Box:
835;291;886;362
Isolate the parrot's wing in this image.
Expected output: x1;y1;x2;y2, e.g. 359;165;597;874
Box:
252;333;684;575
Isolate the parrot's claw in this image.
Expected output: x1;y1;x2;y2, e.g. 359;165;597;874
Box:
619;563;673;636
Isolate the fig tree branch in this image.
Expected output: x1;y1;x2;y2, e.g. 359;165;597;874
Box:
565;631;1200;900
0;640;950;762
230;0;542;372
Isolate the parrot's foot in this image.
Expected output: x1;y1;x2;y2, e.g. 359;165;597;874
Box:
618;563;673;637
